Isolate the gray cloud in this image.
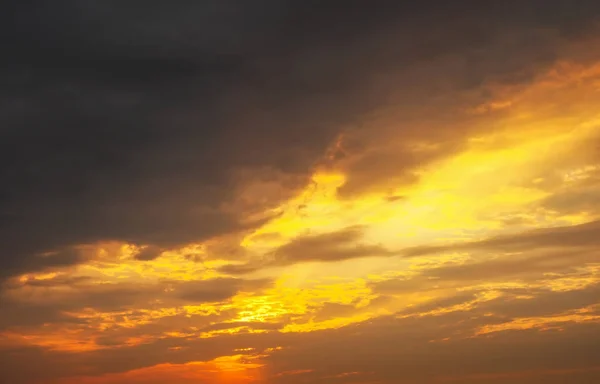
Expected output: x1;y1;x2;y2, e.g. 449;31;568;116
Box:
3;2;600;383
264;314;600;384
174;277;272;304
2;279;600;384
372;242;598;294
133;245;165;261
220;226;394;275
398;292;478;315
0;277;271;331
478;283;600;319
403;219;600;258
422;249;597;282
3;1;600;282
271;226;393;263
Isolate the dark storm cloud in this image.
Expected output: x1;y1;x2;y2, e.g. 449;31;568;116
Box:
0;0;342;279
3;0;600;282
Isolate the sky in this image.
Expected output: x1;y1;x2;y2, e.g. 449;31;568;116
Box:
2;1;600;383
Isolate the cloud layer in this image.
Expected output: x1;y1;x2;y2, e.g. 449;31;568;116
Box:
2;1;600;384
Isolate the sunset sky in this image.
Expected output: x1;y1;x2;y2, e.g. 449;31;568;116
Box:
2;1;600;383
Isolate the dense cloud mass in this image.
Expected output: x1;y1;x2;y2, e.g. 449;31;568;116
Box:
1;1;600;383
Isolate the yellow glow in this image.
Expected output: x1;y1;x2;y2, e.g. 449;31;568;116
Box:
5;59;600;384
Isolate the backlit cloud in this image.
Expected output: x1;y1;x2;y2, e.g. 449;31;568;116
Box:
2;1;600;383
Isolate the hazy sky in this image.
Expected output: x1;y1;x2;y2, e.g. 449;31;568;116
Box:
2;1;600;383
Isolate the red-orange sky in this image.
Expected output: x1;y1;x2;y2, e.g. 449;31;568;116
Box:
2;1;600;383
